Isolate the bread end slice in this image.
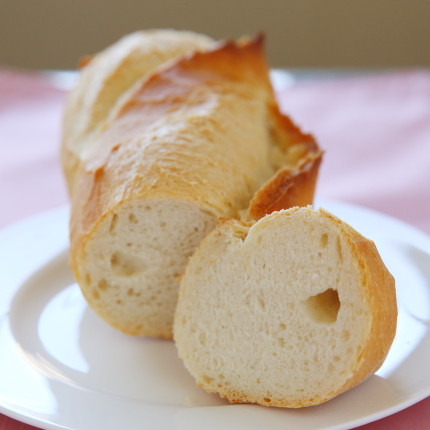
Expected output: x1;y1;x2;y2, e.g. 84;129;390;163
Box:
174;206;397;407
72;198;217;338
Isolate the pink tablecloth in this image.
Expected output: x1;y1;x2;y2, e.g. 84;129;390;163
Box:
0;68;429;430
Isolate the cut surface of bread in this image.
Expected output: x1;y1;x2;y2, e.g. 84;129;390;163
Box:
77;199;217;337
65;31;322;338
174;206;397;407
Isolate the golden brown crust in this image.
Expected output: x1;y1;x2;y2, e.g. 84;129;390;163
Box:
62;30;214;195
270;106;319;154
82;35;274;173
248;153;323;220
246;98;322;220
196;384;328;408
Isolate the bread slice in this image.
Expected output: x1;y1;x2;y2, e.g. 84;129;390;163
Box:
174;206;397;407
65;32;322;338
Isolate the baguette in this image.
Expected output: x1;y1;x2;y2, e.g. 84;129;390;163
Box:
174;206;397;407
63;31;322;338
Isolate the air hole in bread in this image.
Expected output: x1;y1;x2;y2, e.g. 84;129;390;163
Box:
245;294;251;307
128;213;138;224
342;330;351;341
110;251;145;277
127;288;141;297
199;332;206;345
92;290;100;300
202;375;213;384
337;237;343;262
302;288;340;323
279;323;286;330
320;233;328;248
257;297;266;311
263;398;271;403
98;279;110;291
278;337;285;347
357;345;364;362
109;213;118;234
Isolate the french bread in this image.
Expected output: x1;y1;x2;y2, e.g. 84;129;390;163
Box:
174;206;397;407
63;31;322;338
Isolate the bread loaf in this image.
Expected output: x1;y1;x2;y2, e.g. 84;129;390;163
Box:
174;206;397;407
63;31;322;338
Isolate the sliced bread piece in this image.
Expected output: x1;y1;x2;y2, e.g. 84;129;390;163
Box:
174;206;397;407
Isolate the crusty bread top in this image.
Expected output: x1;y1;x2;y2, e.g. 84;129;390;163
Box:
68;36;321;265
62;30;214;194
174;206;397;407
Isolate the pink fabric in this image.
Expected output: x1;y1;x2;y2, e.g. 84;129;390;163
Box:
0;68;429;429
278;70;430;235
0;68;68;229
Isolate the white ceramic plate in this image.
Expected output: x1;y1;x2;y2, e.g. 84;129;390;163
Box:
1;200;430;430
